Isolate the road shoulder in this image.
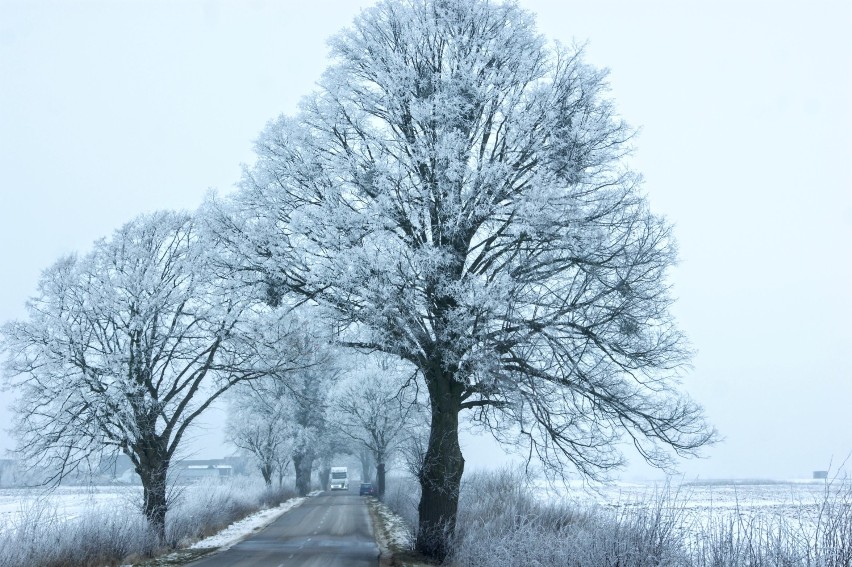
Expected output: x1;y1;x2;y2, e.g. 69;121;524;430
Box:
125;496;310;566
367;498;435;567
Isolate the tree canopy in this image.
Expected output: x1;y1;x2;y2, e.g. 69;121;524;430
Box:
333;353;423;497
0;211;306;539
221;0;715;559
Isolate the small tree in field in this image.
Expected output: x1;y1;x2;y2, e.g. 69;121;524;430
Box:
0;211;304;542
223;0;716;559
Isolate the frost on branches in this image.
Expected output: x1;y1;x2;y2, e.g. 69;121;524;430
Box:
220;0;716;560
332;353;425;499
226;315;341;496
227;384;293;488
0;211;306;542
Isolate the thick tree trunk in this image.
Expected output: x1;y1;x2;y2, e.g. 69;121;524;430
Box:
376;462;386;499
415;373;465;562
319;464;331;491
292;451;313;496
135;448;170;544
359;449;374;483
260;462;273;486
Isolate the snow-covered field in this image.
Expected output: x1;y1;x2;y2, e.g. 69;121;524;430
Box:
0;485;143;534
540;477;847;544
555;478;833;513
1;479;836;533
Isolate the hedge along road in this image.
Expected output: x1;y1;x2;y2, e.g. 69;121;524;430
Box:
187;489;380;567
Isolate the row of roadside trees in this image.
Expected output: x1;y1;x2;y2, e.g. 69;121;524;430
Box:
0;209;423;541
1;0;716;561
225;336;424;499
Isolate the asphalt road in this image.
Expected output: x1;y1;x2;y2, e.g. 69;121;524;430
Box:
186;489;379;567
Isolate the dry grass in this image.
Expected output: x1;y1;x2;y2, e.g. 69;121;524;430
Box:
0;478;295;567
384;469;852;567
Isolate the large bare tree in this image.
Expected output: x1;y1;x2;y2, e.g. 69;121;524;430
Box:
0;211;304;542
221;0;715;559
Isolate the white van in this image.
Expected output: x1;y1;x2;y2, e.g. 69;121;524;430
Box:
330;466;349;490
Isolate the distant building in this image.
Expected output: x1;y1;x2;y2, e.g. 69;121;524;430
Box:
813;470;829;480
172;457;248;482
179;464;234;480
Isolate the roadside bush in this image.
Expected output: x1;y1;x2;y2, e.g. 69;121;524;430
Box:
383;469;690;566
166;477;295;547
687;477;852;567
383;474;420;535
0;498;157;567
446;469;852;566
450;469;689;567
813;478;852;566
0;477;296;567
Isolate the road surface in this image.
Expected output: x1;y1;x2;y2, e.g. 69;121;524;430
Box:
187;489;379;567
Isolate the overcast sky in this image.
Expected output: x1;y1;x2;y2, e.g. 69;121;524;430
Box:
1;0;850;481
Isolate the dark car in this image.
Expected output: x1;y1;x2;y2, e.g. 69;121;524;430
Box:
359;482;375;496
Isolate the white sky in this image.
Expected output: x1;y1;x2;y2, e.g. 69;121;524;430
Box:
1;0;850;480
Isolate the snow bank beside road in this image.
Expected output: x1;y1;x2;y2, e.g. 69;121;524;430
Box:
190;496;306;550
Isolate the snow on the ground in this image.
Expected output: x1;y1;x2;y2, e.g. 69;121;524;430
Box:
529;477;849;546
0;485;141;533
189;496;306;550
535;477;834;512
374;500;413;549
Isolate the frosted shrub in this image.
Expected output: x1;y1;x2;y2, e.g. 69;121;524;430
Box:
167;478;257;546
445;469;852;567
813;479;852;566
0;478;295;567
449;469;688;567
383;475;421;538
689;513;807;567
166;477;294;547
682;478;852;567
0;499;156;567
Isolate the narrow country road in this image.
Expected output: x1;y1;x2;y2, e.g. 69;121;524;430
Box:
187;489;379;567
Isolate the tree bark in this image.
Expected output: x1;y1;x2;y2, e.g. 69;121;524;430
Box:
292;451;313;496
135;445;170;544
260;462;273;486
359;449;373;483
319;464;331;491
376;462;386;499
415;370;465;562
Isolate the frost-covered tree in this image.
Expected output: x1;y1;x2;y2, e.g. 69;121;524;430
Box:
225;316;340;496
224;0;715;559
289;352;340;496
226;386;291;487
287;373;332;496
224;311;328;488
357;447;376;484
0;212;304;541
333;354;422;498
314;410;353;491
